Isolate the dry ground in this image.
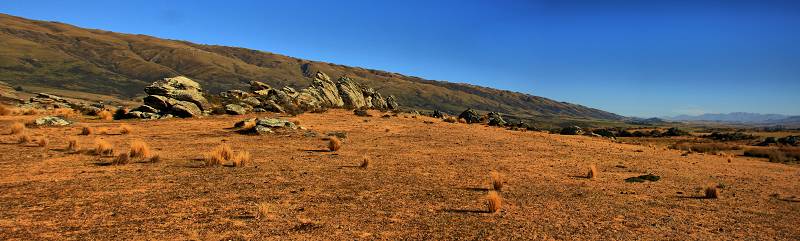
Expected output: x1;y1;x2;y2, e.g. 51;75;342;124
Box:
0;110;798;240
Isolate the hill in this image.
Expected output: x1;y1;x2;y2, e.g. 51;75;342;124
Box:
0;13;621;121
665;112;797;124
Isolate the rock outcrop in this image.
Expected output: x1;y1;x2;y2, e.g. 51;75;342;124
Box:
487;112;506;126
459;109;481;124
127;76;210;119
33;116;71;126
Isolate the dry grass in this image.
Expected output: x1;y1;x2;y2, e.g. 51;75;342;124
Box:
671;142;740;154
10;122;25;135
744;147;800;163
256;203;271;220
705;185;719;199
16;134;31;144
490;171;503;191
129;140;151;159
231;151;250;167
205;144;234;166
22;108;37;115
79;126;93;135
457;118;467;124
587;164;598;179
67;138;79;153
486;191;502;213
52;108;79;119
148;153;161;163
119;124;132;135
0;105;12;116
444;116;457;123
360;155;370;168
328;136;342;152
112;152;130;165
97;110;113;120
93;139;114;156
292;120;301;126
36;137;48;148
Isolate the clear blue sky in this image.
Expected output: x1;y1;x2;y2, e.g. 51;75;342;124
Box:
2;0;799;117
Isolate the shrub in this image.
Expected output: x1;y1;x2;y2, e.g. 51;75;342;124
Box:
703;132;757;141
205;144;234;166
10;122;25;135
112;152;130;165
705;185;719;199
328;136;342;152
93;139;114;156
231;151;250;167
486;191;502;213
53;108;79;119
587;164;598;179
113;108;129;120
67;138;79;153
119;124;132;135
97;110;113;120
490;171;503;191
664;127;690;137
129;140;151;159
80;126;93;135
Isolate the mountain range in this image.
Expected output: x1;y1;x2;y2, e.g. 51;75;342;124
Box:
0;13;622;121
664;112;799;124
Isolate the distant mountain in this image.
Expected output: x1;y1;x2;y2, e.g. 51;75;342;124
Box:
664;112;796;123
0;13;623;121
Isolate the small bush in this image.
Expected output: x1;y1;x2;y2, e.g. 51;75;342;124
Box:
486;191;502;213
490;171;503;191
80;126;93;135
328;136;342;152
10;122;25;135
97;110;113;120
129;140;151;159
67;138;79;153
112;152;130;165
205;144;234;166
119;124;132;135
587;164;598;179
705;185;719;199
93;139;114;156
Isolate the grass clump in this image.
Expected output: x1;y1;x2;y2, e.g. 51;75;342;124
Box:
205;144;250;167
17;134;31;144
67;138;79;153
705;185;719;199
79;126;93;135
587;164;598;179
97;110;113;120
486;191;502;213
119;124;132;135
10;122;25;135
37;137;49;148
112;152;130;165
490;171;503;191
0;104;12;116
231;151;250;167
360;155;370;168
93;139;114;156
328;136;342;152
129;140;151;159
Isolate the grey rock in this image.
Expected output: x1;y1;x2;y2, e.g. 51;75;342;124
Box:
256;118;297;129
241;97;261;107
249;80;272;92
487;112;506;126
132;105;159;114
310;71;344;108
337;76;368;109
33;116;70;126
385;95;399;110
143;95;171;110
170;100;202;118
144;76;210;111
254;125;273;135
459;109;481;124
225;104;247;115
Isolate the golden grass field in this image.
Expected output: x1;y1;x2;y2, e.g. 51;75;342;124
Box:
0;110;798;240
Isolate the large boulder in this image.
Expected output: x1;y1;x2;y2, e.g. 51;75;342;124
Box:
362;87;388;110
225;104;247;115
310;72;344;108
249;80;272;92
170;100;202;118
143;95;171;110
459;109;481;124
487;112;506;126
385;95;399;110
33;116;70;126
144;76;210;111
337;76;368;109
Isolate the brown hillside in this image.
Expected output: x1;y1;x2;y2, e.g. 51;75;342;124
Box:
0;13;622;120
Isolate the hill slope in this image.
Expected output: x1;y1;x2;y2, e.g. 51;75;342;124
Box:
0;13;622;120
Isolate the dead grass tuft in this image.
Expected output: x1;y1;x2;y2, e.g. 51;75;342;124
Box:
587;164;598;179
705;185;719;199
17;134;31;144
360;155;370;168
112;152;130;165
52;108;79;119
205;144;234;166
93;139;114;156
148;153;161;163
231;151;250;167
328;136;342;152
97;110;113;120
119;124;132;135
457;118;467;124
129;140;151;159
80;126;93;135
490;171;503;191
10;122;25;135
37;137;49;148
444;116;457;123
486;191;502;213
67;138;79;153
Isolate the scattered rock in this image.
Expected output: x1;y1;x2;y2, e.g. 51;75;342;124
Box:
487;112;506;126
624;174;661;183
33;116;71;126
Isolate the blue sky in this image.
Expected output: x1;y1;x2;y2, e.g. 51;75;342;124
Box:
1;0;799;117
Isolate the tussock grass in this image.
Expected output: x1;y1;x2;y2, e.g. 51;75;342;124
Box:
360;155;370;168
97;110;113;120
148;153;161;163
328;136;342;152
93;139;114;156
10;122;25;135
80;126;93;135
256;203;271;220
52;108;79;119
129;140;151;159
231;151;250;167
705;185;719;199
587;164;598;179
205;144;234;166
112;152;130;165
490;171;503;191
67;137;79;153
17;134;31;144
36;137;48;148
444;116;457;123
486;191;502;213
119;124;132;135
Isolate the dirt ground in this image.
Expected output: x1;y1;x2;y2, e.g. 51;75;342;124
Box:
0;110;798;240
